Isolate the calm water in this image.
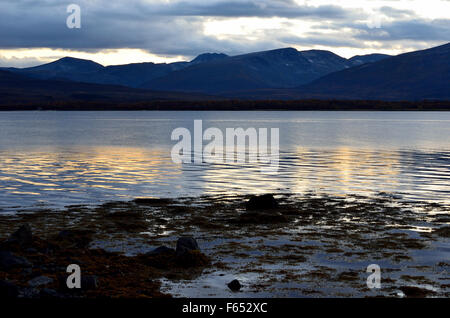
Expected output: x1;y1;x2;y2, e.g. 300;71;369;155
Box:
0;111;449;210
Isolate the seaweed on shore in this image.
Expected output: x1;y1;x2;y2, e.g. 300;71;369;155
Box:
0;193;449;298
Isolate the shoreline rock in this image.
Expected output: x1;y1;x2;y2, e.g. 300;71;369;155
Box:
176;237;200;256
146;246;176;257
0;250;32;270
245;194;278;211
142;237;210;269
0;226;210;298
134;198;172;205
7;224;33;247
28;275;54;288
227;279;242;292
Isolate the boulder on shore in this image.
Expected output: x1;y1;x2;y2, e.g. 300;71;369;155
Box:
57;229;93;248
145;246;176;257
399;286;436;298
176;237;200;256
245;194;278;210
28;275;54;288
0;250;32;270
7;224;33;247
134;198;172;205
142;238;209;269
227;279;242;292
175;237;210;267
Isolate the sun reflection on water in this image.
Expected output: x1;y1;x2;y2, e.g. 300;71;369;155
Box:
0;145;449;209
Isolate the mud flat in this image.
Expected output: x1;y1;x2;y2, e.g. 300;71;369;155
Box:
0;193;449;298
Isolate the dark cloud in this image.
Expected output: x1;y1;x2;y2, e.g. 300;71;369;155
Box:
150;1;356;19
0;0;448;61
356;19;450;42
0;0;361;57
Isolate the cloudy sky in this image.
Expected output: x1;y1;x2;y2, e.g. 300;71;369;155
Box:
0;0;449;67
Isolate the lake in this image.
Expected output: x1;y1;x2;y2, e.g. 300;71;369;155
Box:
0;111;449;211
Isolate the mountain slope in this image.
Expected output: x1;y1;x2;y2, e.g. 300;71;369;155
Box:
0;57;191;88
0;70;214;105
348;54;391;66
6;57;105;81
190;53;228;65
296;42;450;100
0;53;231;89
23;57;104;74
142;48;350;94
97;62;189;87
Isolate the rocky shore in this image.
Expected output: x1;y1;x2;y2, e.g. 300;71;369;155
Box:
0;223;211;298
0;193;449;298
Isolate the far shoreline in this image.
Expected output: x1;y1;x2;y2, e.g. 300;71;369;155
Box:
0;99;449;111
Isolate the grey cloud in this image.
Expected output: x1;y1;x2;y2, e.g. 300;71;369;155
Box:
342;18;450;42
0;0;361;50
0;55;45;68
0;0;448;62
149;1;357;19
379;6;416;19
280;33;364;49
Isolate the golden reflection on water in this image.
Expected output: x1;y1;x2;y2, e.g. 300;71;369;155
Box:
290;147;403;195
0;146;181;199
0;145;449;207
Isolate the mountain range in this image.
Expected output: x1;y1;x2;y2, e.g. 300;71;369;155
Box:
1;49;387;92
142;48;369;93
0;42;448;103
295;43;450;101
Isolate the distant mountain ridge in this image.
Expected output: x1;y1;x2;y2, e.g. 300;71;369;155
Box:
190;53;229;65
348;54;391;66
143;48;354;94
0;43;448;102
1;57;186;88
1;48;389;92
0;53;230;89
294;42;450;101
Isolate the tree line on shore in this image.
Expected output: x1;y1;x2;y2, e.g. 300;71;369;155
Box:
0;99;449;111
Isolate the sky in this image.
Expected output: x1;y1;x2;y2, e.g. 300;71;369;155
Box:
0;0;449;67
